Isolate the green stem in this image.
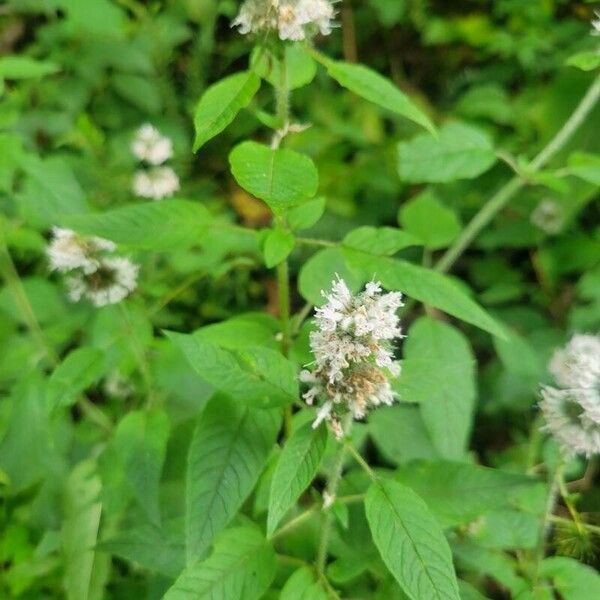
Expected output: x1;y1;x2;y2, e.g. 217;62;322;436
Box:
276;46;289;128
272;505;318;540
316;416;353;576
345;441;377;482
436;73;600;274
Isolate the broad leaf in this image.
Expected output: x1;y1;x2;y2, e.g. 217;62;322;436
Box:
365;478;460;600
321;58;435;134
281;567;329;600
399;191;462;250
99;519;184;578
539;556;600;600
251;45;317;90
343;248;505;338
398;122;496;183
164;527;276;600
566;52;600;72
194;71;261;150
263;228;295;268
113;409;170;524
0;55;60;79
65;200;211;250
343;226;422;255
287;196;327;231
47;347;105;409
568;152;600;185
229;141;319;212
167;331;298;408
399;318;475;459
267;422;327;536
395;461;543;528
185;395;280;562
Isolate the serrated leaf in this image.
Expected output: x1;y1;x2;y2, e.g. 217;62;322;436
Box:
399;191;462;250
395;461;543;528
398;122;496;183
320;58;435;134
185;395;280;562
113;409;170;524
47;347;105;409
365;478;460;600
281;567;329;600
0;55;60;79
343;226;422;256
263;228;295;268
194;71;261;151
166;331;298;408
164;526;276;600
229;141;319;212
98;518;184;578
64;200;211;250
399;318;475;459
267;422;327;536
343;248;505;338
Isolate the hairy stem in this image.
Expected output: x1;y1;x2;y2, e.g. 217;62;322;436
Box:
436;73;600;274
316;416;353;575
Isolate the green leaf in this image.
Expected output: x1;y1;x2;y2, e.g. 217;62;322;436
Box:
47;347;105;409
0;55;60;79
20;157;88;227
263;228;295;268
568;152;600;185
343;248;506;337
164;526;276;600
287;196;327;231
251;45;317;91
365;478;460;600
539;556;600;600
194;71;261;151
98;519;184;578
298;247;361;306
398;122;496;183
395;461;543;528
267;422;327;536
281;567;329;600
229;141;319;212
166;331;298;408
185;395;280;562
62;460;107;600
566;51;600;72
343;226;422;256
194;313;280;351
320;58;435;134
64;200;211;250
112;74;162;114
113;409;170;524
399;318;475;459
399;191;462;250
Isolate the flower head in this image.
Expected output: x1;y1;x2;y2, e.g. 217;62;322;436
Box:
530;199;564;235
300;277;403;437
47;227;115;274
132;166;180;200
132;124;173;165
232;0;336;42
67;257;139;307
540;333;600;457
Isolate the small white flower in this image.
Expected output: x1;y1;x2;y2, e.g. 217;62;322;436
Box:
103;373;134;399
531;200;564;235
322;490;335;509
67;257;139;307
132;124;173;165
133;166;180;200
592;11;600;36
47;227;115;274
302;278;403;434
549;334;600;391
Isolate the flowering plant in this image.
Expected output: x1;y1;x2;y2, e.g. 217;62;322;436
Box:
1;1;600;599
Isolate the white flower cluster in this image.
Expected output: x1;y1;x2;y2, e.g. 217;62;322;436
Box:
232;0;336;42
592;11;600;36
47;228;139;307
300;278;403;438
131;124;179;200
540;334;600;457
530;199;564;235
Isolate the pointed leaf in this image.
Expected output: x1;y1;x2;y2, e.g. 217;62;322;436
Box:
194;71;261;150
267;422;327;536
281;567;329;600
164;527;276;600
185;394;280;562
365;478;460;600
